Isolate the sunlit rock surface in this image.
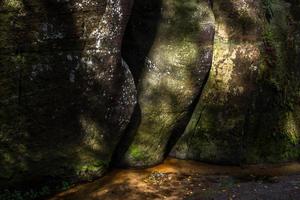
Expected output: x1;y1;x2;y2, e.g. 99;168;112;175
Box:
117;0;215;167
0;0;136;187
171;0;300;164
0;0;299;193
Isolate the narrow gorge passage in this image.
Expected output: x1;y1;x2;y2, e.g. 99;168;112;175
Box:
0;0;299;199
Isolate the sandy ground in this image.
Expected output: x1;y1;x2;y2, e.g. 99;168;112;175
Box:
49;158;300;200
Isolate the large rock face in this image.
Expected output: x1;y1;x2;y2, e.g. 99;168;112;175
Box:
0;0;299;192
117;0;215;167
0;0;136;188
171;0;300;164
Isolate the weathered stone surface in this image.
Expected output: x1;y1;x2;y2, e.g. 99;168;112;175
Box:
0;0;136;188
0;0;299;193
117;0;215;167
171;0;300;164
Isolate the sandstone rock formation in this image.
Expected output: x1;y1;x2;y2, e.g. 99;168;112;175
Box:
0;0;299;192
0;0;136;187
171;0;300;164
118;0;215;167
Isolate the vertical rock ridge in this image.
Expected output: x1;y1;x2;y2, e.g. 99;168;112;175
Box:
118;0;216;167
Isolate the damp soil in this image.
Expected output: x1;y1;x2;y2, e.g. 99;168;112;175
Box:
49;158;300;200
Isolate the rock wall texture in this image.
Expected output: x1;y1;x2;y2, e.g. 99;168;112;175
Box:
0;0;299;190
0;0;136;188
171;0;300;164
117;0;215;167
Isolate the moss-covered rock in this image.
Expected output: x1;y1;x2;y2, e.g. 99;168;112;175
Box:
0;0;299;192
118;0;215;167
171;0;300;164
0;0;136;188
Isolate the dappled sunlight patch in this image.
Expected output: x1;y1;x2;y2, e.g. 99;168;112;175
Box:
79;115;105;152
2;0;24;10
120;0;215;167
210;42;261;95
284;112;300;145
49;158;300;200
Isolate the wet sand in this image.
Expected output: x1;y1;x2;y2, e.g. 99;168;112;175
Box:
49;158;300;200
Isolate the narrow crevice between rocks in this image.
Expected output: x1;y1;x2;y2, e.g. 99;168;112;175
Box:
165;67;213;158
110;0;163;168
111;0;217;167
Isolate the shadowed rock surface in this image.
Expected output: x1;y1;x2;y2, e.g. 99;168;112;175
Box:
0;0;136;188
0;0;299;196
